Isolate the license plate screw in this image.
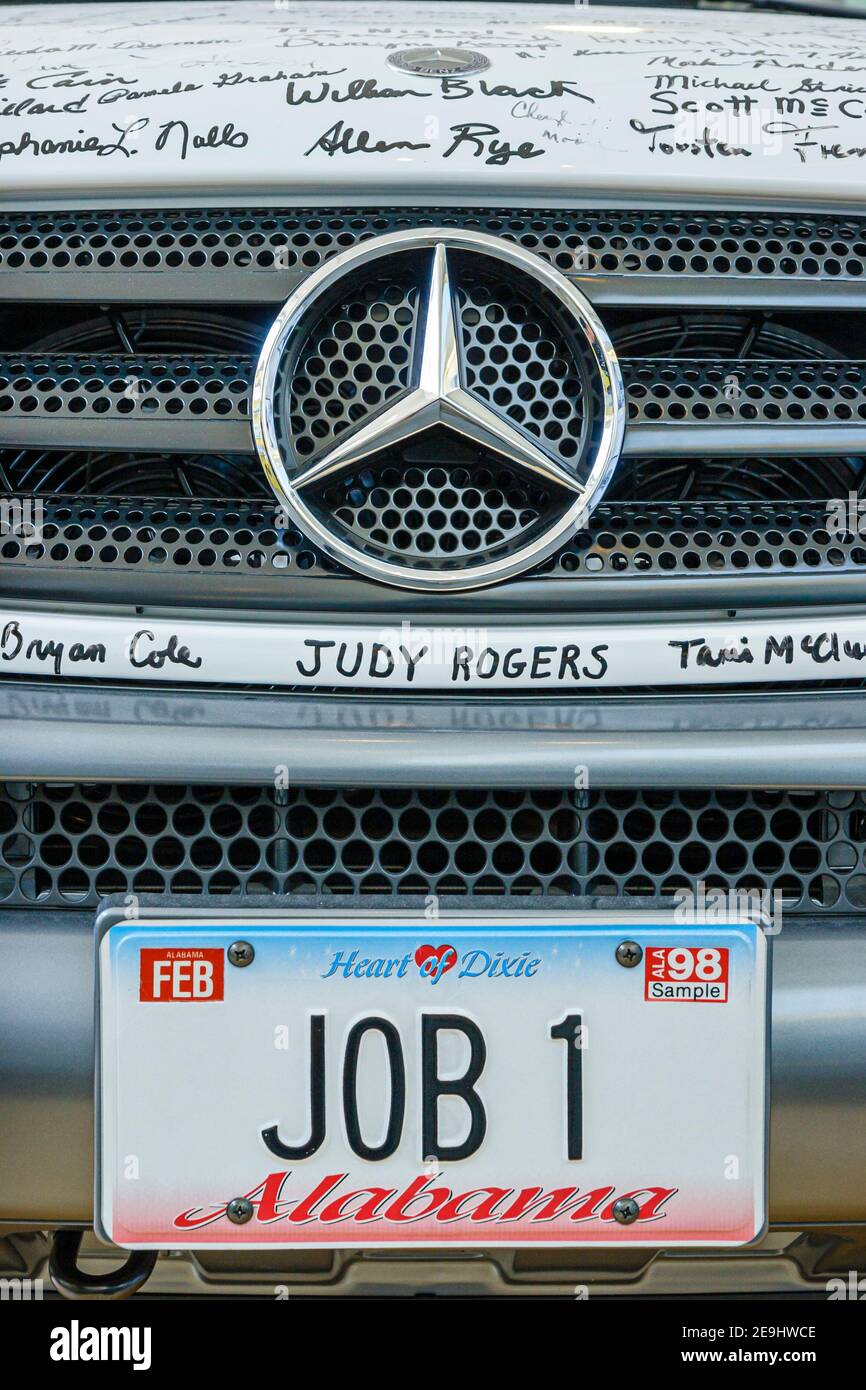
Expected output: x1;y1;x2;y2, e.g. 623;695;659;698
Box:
612;1197;640;1225
228;940;255;968
227;1197;253;1225
615;940;642;968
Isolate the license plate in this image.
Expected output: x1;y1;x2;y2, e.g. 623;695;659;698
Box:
96;910;768;1249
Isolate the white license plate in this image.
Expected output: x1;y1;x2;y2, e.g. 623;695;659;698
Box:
97;910;768;1249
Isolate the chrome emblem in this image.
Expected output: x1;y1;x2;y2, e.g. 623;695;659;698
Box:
252;229;625;592
387;47;490;77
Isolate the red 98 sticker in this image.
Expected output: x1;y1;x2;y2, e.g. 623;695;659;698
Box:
644;945;729;1003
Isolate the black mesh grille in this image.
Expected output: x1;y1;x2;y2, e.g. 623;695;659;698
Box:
2;783;864;913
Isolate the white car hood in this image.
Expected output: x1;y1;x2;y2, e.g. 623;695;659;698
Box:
1;0;866;207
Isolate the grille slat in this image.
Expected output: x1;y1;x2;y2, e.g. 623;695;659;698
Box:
3;208;866;308
2;498;863;596
3;352;865;458
1;783;863;914
0;353;252;453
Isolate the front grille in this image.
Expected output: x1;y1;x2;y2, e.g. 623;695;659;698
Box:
2;206;866;614
2;782;864;913
4;208;865;302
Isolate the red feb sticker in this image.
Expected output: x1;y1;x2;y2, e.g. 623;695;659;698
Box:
644;946;729;1003
139;948;224;1002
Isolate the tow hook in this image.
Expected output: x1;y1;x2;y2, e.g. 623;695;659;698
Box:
49;1229;158;1300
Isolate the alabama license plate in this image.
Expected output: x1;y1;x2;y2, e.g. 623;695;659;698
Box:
96;910;768;1249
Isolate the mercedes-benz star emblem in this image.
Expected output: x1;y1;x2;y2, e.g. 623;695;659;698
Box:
387;47;491;77
252;229;626;591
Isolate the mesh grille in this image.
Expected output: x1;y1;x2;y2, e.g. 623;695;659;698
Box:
2;452;266;500
3;207;866;286
1;783;865;913
1;497;862;582
0;354;251;422
328;453;548;561
609;457;862;506
286;270;418;460
457;265;588;464
624;360;866;426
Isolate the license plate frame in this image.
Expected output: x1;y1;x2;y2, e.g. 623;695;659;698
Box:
95;903;770;1250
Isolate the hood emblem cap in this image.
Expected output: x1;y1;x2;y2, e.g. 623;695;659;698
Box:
387;46;490;77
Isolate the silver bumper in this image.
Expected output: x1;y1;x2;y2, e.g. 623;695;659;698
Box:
1;912;865;1227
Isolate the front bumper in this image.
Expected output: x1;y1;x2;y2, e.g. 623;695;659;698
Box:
3;679;866;1302
2;907;865;1229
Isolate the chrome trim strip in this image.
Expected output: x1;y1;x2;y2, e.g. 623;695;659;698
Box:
6;272;866;310
581;277;866;311
622;423;866;456
5;416;865;458
0;417;253;454
3;682;866;788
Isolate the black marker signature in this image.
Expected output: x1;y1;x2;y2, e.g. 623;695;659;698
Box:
287;76;429;106
215;66;347;89
128;630;202;671
155;119;248;160
440;77;593;104
97;79;203;106
25;67;140;90
304;120;429;157
442;122;545;165
669;631;866;670
0;95;90;118
1;619;105;677
629;118;752;158
0;119;146;161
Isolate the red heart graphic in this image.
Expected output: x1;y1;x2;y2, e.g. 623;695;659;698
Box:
414;943;457;978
